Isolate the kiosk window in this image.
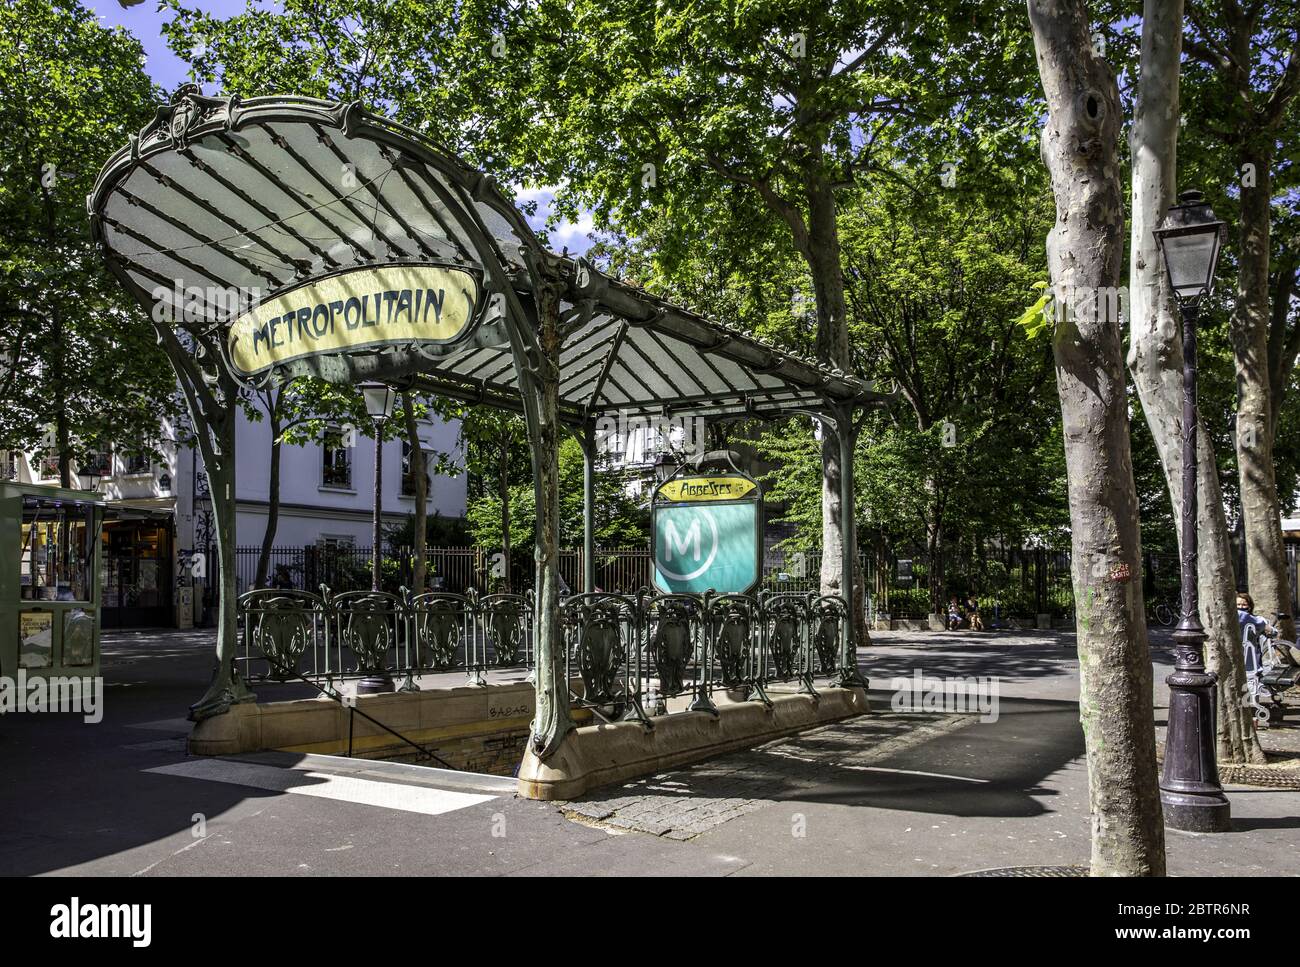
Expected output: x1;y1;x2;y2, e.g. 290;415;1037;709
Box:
20;498;96;603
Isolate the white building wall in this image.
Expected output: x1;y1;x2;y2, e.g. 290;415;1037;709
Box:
229;404;465;549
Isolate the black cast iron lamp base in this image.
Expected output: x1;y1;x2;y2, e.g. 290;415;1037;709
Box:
1152;189;1231;833
1161;613;1231;832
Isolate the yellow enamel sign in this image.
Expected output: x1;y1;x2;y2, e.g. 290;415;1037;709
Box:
227;263;480;375
656;475;756;502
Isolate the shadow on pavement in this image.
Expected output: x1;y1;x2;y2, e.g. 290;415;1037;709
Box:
569;696;1085;823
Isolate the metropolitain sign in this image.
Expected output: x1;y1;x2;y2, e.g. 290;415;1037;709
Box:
226;262;481;376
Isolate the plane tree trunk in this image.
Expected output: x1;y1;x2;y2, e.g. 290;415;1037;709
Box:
1125;0;1263;764
1028;0;1166;876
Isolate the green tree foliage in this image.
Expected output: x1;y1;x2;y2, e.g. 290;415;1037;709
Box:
1098;2;1299;556
467;435;647;550
0;0;177;481
743;167;1068;603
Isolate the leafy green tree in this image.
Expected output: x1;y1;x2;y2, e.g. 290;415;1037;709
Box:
489;0;1039;635
1180;2;1299;636
242;377;384;588
457;408;529;587
467;434;647;552
838;166;1061;609
0;0;177;483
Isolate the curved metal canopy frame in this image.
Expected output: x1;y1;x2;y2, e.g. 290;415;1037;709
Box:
88;90;891;422
88;89;887;752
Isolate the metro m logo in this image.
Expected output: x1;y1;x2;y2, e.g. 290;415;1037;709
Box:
663;517;702;562
654;509;719;582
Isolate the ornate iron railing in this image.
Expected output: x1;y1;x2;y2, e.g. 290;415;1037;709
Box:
237;587;852;728
560;589;849;728
236;586;535;688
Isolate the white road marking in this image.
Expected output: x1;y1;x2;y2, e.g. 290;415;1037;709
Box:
145;760;497;816
130;831;215;877
841;765;989;784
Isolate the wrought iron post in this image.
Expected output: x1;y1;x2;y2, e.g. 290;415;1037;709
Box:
834;404;868;689
515;273;572;758
1160;298;1230;832
581;421;596;594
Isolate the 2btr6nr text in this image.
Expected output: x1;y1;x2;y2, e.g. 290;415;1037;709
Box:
1119;904;1251;917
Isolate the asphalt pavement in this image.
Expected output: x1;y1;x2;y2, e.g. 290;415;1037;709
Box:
2;625;1297;876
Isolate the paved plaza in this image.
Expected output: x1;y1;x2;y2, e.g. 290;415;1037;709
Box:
2;626;1297;876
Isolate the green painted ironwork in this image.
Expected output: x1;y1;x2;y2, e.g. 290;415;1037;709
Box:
89;91;891;757
241;588;318;682
645;594;698;698
410;592;466;670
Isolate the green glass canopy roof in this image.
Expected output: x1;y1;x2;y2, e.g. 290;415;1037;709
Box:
89;92;891;425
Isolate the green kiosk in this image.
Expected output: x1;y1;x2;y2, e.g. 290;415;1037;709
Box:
0;482;104;679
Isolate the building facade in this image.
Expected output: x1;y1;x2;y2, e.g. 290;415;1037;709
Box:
3;407;465;628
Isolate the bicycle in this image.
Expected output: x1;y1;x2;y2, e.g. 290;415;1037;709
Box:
1148;598;1177;627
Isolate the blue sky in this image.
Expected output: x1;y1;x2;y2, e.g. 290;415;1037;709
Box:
84;0;595;253
86;0;240;91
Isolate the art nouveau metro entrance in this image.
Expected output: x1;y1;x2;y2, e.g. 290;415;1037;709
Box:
89;90;891;795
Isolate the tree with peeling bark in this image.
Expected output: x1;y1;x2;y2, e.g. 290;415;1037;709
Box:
1180;2;1300;639
1124;0;1264;765
1026;0;1166;876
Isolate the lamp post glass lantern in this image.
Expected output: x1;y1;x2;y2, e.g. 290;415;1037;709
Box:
362;384;397;422
1152;189;1231;833
1155;191;1226;302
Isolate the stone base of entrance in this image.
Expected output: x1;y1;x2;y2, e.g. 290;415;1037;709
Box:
516;686;869;801
187;680;539;775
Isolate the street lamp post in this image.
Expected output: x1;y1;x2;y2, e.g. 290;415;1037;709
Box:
1152;189;1231;833
357;383;397;697
361;384;397;593
76;465;103;493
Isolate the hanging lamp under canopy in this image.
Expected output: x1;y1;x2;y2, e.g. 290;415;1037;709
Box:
89;91;891;423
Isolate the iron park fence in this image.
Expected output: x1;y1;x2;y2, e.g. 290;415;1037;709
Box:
213;543;1180;625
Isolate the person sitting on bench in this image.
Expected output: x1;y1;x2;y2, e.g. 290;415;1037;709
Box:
946;596;964;631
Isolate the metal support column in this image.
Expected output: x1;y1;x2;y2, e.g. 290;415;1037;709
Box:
834;406;868;689
582;422;596;594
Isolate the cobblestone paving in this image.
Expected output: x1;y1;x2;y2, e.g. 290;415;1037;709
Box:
559;712;976;840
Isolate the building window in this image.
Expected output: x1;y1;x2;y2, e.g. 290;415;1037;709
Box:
1;451;16;481
84;450;113;477
123;451;150;474
321;427;352;488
